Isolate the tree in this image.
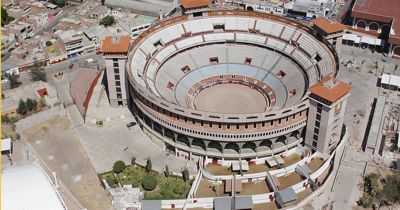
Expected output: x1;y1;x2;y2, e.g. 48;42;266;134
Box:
100;15;115;27
131;156;136;165
30;61;47;82
112;160;126;174
1;7;15;26
17;99;27;115
142;175;157;191
182;168;189;182
164;165;170;177
5;72;21;89
26;98;37;112
50;0;66;7
45;41;53;46
145;157;152;172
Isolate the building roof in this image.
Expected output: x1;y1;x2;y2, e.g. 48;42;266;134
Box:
179;0;211;9
214;197;232;210
2;138;12;152
142;200;161;210
235;196;253;210
277;187;297;204
100;36;132;53
312;18;346;34
2;164;66;210
352;0;400;44
308;76;352;103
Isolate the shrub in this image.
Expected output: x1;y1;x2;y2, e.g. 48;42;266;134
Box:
15;133;21;140
17;99;27;115
131;156;136;165
45;41;52;46
182;169;189;182
106;177;118;188
142;175;157;191
113;160;126;174
145;158;152;172
96;120;103;126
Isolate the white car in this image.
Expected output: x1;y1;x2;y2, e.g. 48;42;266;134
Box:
341;1;345;6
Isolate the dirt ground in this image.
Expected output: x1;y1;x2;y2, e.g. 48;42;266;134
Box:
194;84;267;114
22;116;112;210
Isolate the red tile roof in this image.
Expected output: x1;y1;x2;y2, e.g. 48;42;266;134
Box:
312;18;346;34
352;0;400;45
308;76;351;103
100;36;132;53
180;0;211;9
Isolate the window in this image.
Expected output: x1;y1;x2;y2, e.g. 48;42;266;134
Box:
193;12;203;17
115;75;120;80
312;141;317;147
113;62;119;68
313;134;318;141
213;24;225;31
181;65;190;73
116;87;122;92
117;93;122;98
209;57;219;64
316;113;321;121
114;68;119;74
117;101;123;106
116;81;121;86
315;121;320;127
245;57;252;65
315;54;322;62
153;40;164;48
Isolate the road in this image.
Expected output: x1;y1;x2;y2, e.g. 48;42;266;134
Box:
18;53;105;85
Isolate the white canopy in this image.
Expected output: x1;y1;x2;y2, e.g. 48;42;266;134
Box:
1;138;11;152
2;164;67;210
381;73;400;88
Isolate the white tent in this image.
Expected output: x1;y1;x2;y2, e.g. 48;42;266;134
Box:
381;73;400;88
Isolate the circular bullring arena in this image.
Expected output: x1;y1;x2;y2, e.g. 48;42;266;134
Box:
126;10;338;160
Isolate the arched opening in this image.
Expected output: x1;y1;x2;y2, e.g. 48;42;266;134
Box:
259;139;272;151
272;136;287;150
246;6;254;11
177;134;190;148
192;139;206;151
276;136;287;144
164;128;174;140
393;46;400;58
356;20;367;29
242;141;257;153
224;142;240;154
208;141;223;153
153;122;162;135
368;22;379;31
290;130;300;139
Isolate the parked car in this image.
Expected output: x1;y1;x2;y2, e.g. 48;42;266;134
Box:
127;122;137;128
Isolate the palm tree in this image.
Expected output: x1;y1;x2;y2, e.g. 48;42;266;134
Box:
5;72;21;88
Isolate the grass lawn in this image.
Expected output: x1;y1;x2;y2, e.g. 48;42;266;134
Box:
112;165;190;200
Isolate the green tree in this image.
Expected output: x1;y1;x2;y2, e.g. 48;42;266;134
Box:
45;41;53;46
164;165;170;177
131;156;136;165
1;7;15;26
5;72;21;89
100;15;115;27
145;157;152;172
381;174;400;206
26;98;37;112
358;193;374;208
50;0;66;7
17;99;27;115
182;168;189;182
30;61;47;82
142;175;157;191
113;160;126;174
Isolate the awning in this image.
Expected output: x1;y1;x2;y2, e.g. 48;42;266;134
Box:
381;73;400;88
361;36;376;45
2;138;11;152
